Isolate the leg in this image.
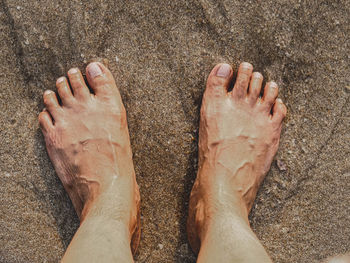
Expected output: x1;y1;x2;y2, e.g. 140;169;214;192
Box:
187;62;287;262
38;62;140;262
324;253;350;263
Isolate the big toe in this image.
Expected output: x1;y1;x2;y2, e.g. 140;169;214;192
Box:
205;63;233;98
86;62;121;98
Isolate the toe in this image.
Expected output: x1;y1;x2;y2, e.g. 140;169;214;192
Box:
272;98;287;123
67;68;91;100
232;62;253;99
38;110;54;132
86;62;120;98
43;90;61;119
248;72;263;104
262;81;279;111
56;77;74;106
205;63;233;98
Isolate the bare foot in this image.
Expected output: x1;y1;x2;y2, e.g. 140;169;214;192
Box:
187;62;287;253
38;62;140;253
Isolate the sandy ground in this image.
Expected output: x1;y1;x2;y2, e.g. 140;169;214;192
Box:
0;0;349;262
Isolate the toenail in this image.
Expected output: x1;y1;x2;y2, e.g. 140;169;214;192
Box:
44;90;53;95
68;68;78;74
56;77;66;84
241;62;253;69
216;63;231;78
269;82;278;88
87;62;103;79
277;98;283;103
253;72;263;79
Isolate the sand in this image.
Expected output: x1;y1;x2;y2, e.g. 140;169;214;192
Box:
0;0;349;262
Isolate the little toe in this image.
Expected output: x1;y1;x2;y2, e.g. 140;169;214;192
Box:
248;72;263;104
67;68;91;100
86;62;120;98
272;98;287;123
38;110;54;132
262;81;279;111
56;77;74;106
232;62;253;99
205;63;233;98
43;90;61;119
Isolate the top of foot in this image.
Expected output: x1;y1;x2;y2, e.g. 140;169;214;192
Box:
38;62;140;252
188;62;287;253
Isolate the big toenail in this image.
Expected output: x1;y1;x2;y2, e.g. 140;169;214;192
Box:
68;68;78;74
88;63;103;79
44;90;53;95
216;63;231;78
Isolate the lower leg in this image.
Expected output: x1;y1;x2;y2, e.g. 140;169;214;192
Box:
195;183;271;263
64;218;132;262
62;179;136;263
198;220;271;263
323;253;350;263
191;170;272;263
188;62;286;262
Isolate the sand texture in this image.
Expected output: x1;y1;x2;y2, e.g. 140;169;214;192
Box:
0;0;349;262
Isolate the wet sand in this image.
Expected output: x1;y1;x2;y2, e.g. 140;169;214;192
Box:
0;1;349;262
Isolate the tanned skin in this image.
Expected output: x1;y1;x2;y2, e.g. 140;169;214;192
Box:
39;61;289;263
39;62;140;262
187;62;286;263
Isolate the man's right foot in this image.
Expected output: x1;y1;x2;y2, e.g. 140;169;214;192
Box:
187;62;287;253
38;62;140;253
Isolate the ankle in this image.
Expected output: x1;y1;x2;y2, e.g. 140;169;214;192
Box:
197;169;250;214
81;199;135;241
80;176;138;230
80;214;133;244
191;187;250;244
200;210;251;247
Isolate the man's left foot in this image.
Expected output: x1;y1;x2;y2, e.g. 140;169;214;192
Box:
38;62;140;253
